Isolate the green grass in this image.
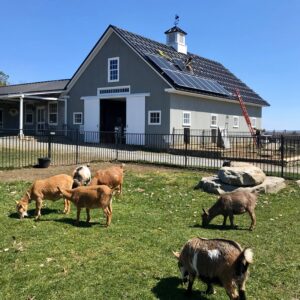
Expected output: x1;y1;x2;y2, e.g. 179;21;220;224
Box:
0;168;299;300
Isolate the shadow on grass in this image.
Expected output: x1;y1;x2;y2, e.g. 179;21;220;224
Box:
9;208;60;219
191;223;249;231
152;276;209;300
54;217;108;228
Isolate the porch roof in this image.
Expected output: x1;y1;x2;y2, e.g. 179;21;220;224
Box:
0;79;70;100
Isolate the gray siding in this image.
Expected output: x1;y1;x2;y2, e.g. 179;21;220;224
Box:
170;93;262;132
67;32;171;134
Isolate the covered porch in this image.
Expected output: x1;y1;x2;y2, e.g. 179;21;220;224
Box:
0;79;69;137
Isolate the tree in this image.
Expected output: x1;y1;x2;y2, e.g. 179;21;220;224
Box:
0;71;9;86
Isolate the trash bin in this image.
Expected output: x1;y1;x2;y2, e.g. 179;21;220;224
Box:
38;157;51;168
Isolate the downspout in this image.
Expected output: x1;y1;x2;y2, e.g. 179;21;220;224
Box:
62;96;68;136
19;95;24;137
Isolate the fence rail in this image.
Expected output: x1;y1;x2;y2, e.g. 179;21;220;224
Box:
0;129;299;179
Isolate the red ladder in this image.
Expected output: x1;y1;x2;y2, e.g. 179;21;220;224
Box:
235;89;257;145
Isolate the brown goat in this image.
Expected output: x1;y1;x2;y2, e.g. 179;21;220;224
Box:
16;174;74;220
173;237;253;299
57;185;113;226
90;164;124;194
202;190;257;230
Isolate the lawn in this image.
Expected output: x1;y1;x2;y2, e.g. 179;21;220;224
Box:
0;167;299;300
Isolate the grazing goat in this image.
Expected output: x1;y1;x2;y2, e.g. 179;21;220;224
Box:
16;174;73;219
173;237;253;300
90;164;124;194
72;165;92;188
57;185;113;226
202;190;257;230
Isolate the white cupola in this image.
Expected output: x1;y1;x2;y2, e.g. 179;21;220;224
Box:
165;17;187;54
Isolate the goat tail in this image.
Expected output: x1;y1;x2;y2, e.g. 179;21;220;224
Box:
243;248;254;264
235;248;254;276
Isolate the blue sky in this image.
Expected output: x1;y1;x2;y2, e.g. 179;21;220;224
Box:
1;0;299;130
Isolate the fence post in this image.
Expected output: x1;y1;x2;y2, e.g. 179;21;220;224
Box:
280;135;284;178
75;129;79;164
184;128;190;168
115;132;119;161
47;131;52;159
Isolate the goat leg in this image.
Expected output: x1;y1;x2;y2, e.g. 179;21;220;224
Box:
86;208;91;223
75;208;81;226
35;198;43;221
222;215;228;226
248;210;256;231
229;214;237;229
205;283;215;295
186;274;195;295
63;199;71;214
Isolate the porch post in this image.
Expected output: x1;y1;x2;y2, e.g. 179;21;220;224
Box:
19;95;24;137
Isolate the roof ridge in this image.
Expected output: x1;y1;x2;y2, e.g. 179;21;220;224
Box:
112;25;226;66
0;79;70;89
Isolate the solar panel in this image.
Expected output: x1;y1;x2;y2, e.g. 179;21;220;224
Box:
146;53;230;96
146;54;178;71
162;68;230;96
172;58;186;71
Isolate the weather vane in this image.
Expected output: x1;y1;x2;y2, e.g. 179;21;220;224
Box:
174;15;179;26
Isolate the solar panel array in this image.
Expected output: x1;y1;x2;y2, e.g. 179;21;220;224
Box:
146;54;230;96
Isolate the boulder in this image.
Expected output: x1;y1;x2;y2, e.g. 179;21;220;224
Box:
296;180;300;187
196;176;286;195
218;163;266;186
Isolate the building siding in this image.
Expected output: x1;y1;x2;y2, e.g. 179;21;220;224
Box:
170;93;262;132
67;32;171;134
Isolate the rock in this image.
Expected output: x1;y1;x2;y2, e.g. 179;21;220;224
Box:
218;164;266;186
197;176;286;195
296;180;300;187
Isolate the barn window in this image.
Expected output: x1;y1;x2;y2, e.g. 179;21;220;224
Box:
148;110;161;125
25;104;34;125
211;114;218;127
73;112;83;125
48;102;58;125
233;116;239;128
182;111;191;126
108;57;119;82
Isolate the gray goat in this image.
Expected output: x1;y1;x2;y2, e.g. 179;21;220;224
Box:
202;190;257;230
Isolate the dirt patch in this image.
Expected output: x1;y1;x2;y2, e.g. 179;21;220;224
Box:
0;162;186;183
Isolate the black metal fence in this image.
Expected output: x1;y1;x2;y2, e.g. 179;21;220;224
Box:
0;129;299;179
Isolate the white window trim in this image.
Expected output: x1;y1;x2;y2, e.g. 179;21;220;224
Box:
73;112;83;125
25;104;34;125
108;57;120;83
48;102;58;125
233;116;239;128
148;110;161;125
182;111;191;127
251;117;257;128
210;114;218;127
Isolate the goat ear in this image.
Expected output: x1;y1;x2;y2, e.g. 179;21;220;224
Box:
15;200;19;204
172;251;180;259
